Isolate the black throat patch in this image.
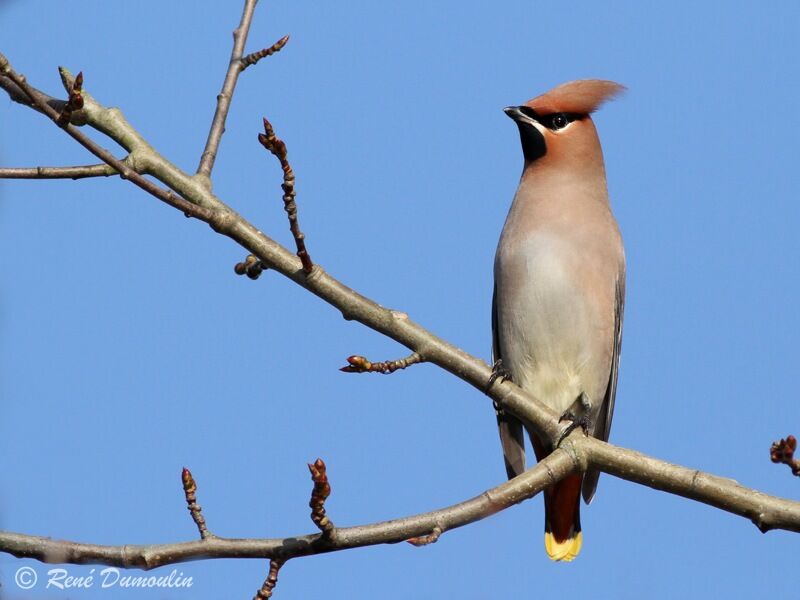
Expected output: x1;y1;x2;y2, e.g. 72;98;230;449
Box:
515;121;546;162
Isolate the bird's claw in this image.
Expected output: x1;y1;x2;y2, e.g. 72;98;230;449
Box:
486;359;512;394
556;411;592;448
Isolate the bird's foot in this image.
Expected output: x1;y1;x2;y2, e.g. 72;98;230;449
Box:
556;410;592;448
485;359;512;393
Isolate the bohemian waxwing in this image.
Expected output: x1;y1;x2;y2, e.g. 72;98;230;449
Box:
493;79;626;561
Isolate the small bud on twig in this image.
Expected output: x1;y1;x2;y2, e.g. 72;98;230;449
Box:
258;117;314;274
340;352;424;374
406;525;443;547
234;254;267;280
308;458;335;539
242;34;290;70
56;70;84;126
182;467;213;539
770;435;800;476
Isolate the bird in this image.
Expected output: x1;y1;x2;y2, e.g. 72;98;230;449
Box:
492;79;626;562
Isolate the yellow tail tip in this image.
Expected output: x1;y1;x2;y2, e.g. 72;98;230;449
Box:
544;531;582;562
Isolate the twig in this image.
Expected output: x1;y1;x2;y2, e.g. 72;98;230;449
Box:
771;435;800;476
340;352;424;374
308;459;335;540
0;56;216;223
182;467;214;539
0;164;117;179
242;35;289;70
254;559;286;599
258;117;313;273
196;0;258;183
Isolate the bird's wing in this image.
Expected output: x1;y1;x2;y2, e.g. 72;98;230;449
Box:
583;271;626;503
493;284;526;479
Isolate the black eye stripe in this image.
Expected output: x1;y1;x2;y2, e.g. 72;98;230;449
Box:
541;112;581;131
517;107;583;131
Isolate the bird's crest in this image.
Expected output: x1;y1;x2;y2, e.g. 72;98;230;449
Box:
526;80;625;115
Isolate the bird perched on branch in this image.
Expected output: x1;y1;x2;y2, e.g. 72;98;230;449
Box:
492;79;626;561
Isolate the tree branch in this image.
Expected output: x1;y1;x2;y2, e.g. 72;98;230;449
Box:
0;452;577;568
0;164;117;179
0;58;215;223
254;559;286;599
196;0;258;184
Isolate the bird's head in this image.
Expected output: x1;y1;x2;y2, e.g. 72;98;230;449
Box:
505;80;624;173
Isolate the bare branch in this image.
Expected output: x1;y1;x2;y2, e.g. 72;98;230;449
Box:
340;352;424;374
254;559;286;599
0;56;216;223
580;435;800;533
770;435;800;477
0;164;117;179
196;0;258;183
258;117;313;273
182;468;214;539
0;71;66;115
0;452;576;568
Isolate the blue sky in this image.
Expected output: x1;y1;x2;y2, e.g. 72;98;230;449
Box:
2;1;799;598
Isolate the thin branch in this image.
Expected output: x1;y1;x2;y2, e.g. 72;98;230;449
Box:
0;452;576;568
580;435;800;533
0;164;117;179
242;35;289;71
196;0;258;183
0;57;216;223
6;431;799;570
770;435;800;477
182;468;214;539
258;117;313;273
0;71;66;116
254;559;286;599
340;352;424;374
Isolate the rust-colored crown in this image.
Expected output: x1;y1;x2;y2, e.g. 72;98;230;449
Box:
526;80;625;115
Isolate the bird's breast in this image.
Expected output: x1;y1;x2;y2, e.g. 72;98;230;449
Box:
495;229;612;413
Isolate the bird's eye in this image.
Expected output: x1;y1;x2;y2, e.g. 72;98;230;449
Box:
551;114;569;130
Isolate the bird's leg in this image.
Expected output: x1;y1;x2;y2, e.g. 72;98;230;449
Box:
486;359;513;413
486;358;512;392
556;393;593;448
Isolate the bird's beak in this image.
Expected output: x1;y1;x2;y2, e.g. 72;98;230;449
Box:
504;106;524;122
504;105;541;128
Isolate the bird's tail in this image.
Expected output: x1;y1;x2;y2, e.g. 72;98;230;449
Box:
531;434;583;561
543;473;583;561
